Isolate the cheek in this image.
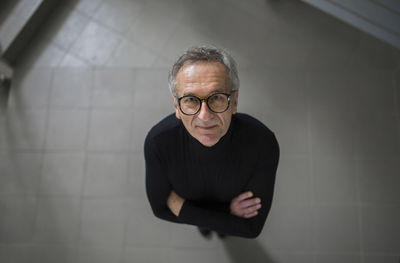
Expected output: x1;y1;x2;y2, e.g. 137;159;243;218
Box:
183;116;195;129
221;113;232;128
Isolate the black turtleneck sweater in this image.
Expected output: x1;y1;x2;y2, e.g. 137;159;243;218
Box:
144;113;279;238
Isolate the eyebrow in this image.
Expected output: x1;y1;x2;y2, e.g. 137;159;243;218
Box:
183;88;226;97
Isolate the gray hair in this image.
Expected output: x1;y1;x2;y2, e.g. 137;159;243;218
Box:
168;45;239;97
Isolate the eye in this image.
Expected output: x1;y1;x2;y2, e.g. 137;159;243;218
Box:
182;96;197;103
211;94;225;101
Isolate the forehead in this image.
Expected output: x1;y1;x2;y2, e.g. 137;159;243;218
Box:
176;61;230;96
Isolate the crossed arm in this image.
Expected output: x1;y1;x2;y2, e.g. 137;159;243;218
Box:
167;190;262;219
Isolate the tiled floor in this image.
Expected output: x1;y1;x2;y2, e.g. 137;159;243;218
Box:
1;0;400;262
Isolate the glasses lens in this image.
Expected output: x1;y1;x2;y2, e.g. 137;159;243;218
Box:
208;93;229;113
180;96;200;115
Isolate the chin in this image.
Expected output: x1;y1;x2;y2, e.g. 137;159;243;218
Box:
197;135;220;147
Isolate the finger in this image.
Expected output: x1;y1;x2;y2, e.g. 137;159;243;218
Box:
244;211;258;218
233;203;261;217
236;191;253;202
241;204;261;215
237;198;261;209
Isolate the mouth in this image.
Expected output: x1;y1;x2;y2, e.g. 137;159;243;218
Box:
197;125;217;130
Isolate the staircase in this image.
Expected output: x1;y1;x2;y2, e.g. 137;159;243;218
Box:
302;0;400;50
0;0;57;88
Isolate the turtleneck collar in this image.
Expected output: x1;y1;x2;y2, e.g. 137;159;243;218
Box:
181;115;235;152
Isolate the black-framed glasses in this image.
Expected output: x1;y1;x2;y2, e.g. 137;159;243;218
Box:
176;92;235;115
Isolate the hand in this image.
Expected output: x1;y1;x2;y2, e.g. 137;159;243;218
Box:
230;191;261;219
167;191;185;216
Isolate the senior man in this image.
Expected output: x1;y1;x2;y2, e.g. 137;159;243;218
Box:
144;46;279;238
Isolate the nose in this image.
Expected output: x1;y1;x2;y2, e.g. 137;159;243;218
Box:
197;99;213;121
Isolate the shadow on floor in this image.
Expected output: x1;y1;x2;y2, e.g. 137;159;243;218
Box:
0;81;10;110
222;237;274;263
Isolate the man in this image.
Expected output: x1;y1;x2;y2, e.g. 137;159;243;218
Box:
144;46;279;238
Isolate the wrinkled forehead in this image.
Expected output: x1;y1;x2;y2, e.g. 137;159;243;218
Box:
176;61;231;96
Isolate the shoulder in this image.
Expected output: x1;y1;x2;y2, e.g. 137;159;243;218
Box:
232;113;279;150
233;113;275;137
145;113;181;147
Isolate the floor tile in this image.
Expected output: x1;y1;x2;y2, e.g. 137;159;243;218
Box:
92;69;135;108
349;70;395;114
106;39;157;68
40;152;85;196
221;237;278;263
122;246;171;263
133;69;171;110
161;24;214;62
45;109;88;150
239;68;307;112
261;205;312;251
357;158;400;205
272;156;311;205
306;70;357;113
363;254;400;263
93;0;145;35
350;35;400;70
84;153;129;197
313;253;361;263
80;199;126;245
127;153;146;200
309;109;357;157
69;21;121;66
131;108;170;153
34;197;81;243
58;53;90;68
126;1;180;53
312;156;358;204
50;69;92;109
361;205;400;254
312;205;360;253
307;21;360;70
73;0;103;16
30;245;77;263
125;201;171;247
170;247;219;263
76;246;123;263
8;68;52;109
169;223;219;248
4;108;47;150
0;152;42;195
353;112;400;157
0;196;37;242
15;39;66;68
88;109;132;151
0;244;35;263
261;109;309;155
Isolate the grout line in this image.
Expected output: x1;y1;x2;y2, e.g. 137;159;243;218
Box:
305;70;317;262
76;68;95;250
355;154;365;263
32;67;55;243
121;68;139;260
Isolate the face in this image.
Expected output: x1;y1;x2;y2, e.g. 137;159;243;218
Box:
174;61;238;147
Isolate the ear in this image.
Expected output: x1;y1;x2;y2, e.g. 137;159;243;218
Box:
172;96;181;119
232;90;239;114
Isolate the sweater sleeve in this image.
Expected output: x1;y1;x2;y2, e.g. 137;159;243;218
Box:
178;134;280;238
144;135;181;223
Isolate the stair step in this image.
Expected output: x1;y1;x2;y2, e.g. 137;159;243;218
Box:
0;0;43;54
